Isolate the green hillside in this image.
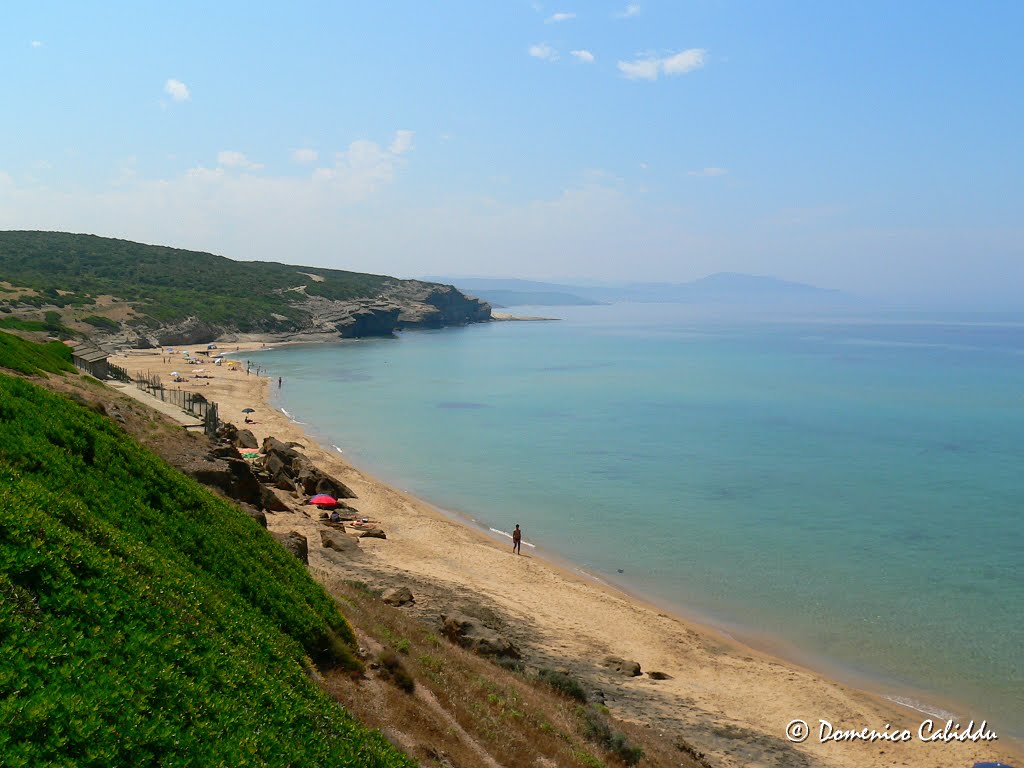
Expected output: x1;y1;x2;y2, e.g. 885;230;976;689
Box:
0;230;404;332
0;336;413;766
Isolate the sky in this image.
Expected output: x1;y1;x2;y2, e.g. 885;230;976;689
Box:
2;1;1023;307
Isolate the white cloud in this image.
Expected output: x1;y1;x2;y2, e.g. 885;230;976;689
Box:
164;78;190;102
291;148;318;165
312;131;415;191
616;3;641;18
545;12;575;23
217;150;263;171
31;40;43;48
529;43;558;61
618;48;706;80
389;129;414;155
662;48;706;75
688;167;728;177
570;49;595;63
617;58;660;81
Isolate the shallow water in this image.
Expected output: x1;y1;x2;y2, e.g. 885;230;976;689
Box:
248;304;1024;736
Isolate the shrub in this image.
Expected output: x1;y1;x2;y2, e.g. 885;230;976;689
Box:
82;314;120;331
579;705;644;766
538;668;588;703
378;651;416;693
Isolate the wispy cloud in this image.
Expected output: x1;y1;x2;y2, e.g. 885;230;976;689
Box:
545;11;576;23
618;58;659;81
528;43;559;61
688;167;728;177
291;148;318;165
570;49;595;63
30;40;43;48
616;3;641;18
312;130;415;189
389;130;414;155
617;48;706;81
662;49;706;75
217;150;263;171
164;78;190;102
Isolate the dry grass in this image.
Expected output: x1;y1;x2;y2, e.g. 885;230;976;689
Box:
321;581;707;768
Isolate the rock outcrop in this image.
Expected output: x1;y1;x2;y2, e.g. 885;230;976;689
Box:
320;527;359;555
334;304;403;338
602;656;642;677
184;456;263;508
382;586;414;606
154;317;217;346
272;531;309;565
260;436;356;499
440;612;520;659
397;285;492;329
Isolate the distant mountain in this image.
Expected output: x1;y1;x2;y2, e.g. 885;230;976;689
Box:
420;277;602;308
429;273;855;308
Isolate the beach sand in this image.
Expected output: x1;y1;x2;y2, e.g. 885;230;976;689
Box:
112;342;1022;768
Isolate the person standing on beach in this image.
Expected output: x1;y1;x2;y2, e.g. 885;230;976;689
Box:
512;524;522;555
278;376;282;388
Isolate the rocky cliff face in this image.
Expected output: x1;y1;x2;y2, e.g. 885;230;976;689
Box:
397;285;493;329
109;283;491;347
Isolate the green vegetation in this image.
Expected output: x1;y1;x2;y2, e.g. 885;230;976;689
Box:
579;705;644;766
377;651;416;694
538;668;589;703
0;330;75;375
0;230;409;333
0;366;414;766
0;317;48;332
81;314;121;331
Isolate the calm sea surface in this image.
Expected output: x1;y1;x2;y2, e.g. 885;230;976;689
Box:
247;304;1024;736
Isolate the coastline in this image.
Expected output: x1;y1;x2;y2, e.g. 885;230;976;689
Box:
111;340;1023;768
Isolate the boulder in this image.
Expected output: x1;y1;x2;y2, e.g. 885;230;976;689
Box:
239;503;267;528
320;527;359;554
235;429;259;449
261;436;298;463
260;485;290;512
381;586;414;607
275;476;296;492
602;656;642;677
186;457;262;508
440;612;520;659
263;452;288;480
648;671;673;680
209;444;243;460
272;531;308;565
358;527;386;539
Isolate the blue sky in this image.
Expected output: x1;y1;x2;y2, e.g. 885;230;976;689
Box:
2;1;1022;306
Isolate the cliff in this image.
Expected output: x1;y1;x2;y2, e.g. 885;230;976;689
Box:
0;231;491;346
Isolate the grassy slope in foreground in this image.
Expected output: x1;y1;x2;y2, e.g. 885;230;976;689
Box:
0;344;413;766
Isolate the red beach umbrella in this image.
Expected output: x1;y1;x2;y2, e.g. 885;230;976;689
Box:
310;494;337;508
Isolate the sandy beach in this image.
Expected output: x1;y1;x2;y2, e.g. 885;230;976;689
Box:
111;341;1022;768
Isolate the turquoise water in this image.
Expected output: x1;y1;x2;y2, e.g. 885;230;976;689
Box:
248;305;1024;736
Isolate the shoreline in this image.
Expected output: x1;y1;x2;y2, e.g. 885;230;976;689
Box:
110;339;1023;768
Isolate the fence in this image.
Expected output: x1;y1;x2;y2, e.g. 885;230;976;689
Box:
135;371;221;438
107;361;132;383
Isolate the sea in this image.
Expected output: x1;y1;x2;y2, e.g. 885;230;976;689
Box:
246;304;1024;737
